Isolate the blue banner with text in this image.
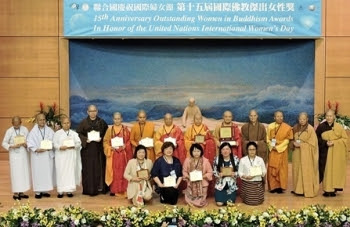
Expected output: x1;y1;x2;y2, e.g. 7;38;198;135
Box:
64;0;321;38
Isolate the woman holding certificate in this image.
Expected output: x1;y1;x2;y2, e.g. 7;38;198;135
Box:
213;142;239;206
182;144;213;207
238;142;267;205
103;112;133;197
151;142;183;205
124;145;153;206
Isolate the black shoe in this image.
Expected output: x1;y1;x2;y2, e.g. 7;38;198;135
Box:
19;193;29;199
335;188;343;192
330;192;336;197
323;192;335;197
276;188;284;194
67;193;73;198
35;194;42;199
13;194;21;200
269;189;277;193
41;192;50;197
57;194;64;198
110;193;115;196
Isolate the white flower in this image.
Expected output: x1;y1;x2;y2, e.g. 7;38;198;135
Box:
231;219;237;225
312;212;318;217
52;211;58;217
131;207;137;213
250;215;256;222
22;216;28;222
121;210;126;216
173;208;178;214
81;218;86;224
214;218;221;224
340;215;347;222
74;219;79;225
63;215;68;221
277;209;283;214
107;215;111;220
100;215;106;221
144;209;149;215
263;212;269;218
303;209;310;215
204;217;213;224
346;216;350;222
220;208;226;214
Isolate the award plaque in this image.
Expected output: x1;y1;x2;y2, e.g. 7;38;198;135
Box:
40;140;53;150
63;139;75;147
221;166;233;177
14;135;26;145
137;169;150;179
189;170;203;182
250;166;262;177
163;176;176;187
194;135;205;144
88;130;100;142
220;127;232;140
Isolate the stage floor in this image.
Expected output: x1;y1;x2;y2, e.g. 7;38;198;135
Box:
0;159;349;214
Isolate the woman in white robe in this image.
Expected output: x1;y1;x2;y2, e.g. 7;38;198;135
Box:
27;113;55;199
53;117;82;198
1;116;31;200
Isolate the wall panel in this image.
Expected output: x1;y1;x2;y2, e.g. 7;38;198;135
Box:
325;0;350;36
325;37;350;77
325;78;350;115
0;0;58;36
0;78;59;118
0;37;59;77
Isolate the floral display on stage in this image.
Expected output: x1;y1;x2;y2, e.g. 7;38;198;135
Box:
317;101;350;130
27;102;64;130
1;203;350;227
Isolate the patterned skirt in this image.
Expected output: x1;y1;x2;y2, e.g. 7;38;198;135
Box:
241;180;264;205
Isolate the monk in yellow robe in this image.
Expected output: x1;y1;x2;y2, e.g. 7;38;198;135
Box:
130;110;155;162
316;109;348;197
154;113;186;163
291;112;319;198
184;113;216;165
213;110;242;158
267;111;293;193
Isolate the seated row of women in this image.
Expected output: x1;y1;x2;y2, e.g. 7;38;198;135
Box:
124;141;266;207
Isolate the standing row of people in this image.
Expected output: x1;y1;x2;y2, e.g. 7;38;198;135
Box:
2;105;348;207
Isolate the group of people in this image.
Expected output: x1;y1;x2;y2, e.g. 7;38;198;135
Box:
2;100;348;207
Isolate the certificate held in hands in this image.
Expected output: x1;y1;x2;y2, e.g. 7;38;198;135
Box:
139;137;154;147
40;140;53;150
189;170;203;182
250;166;263;177
63;139;75;147
220;127;232;140
111;136;124;148
88;130;100;142
14;135;26;145
163;176;176;187
194;135;205;144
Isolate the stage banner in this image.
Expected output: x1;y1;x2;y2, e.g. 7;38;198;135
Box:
64;0;321;38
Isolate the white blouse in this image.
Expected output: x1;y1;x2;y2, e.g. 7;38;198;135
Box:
238;155;266;181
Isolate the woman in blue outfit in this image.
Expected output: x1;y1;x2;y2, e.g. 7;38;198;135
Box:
151;141;183;205
213;142;239;206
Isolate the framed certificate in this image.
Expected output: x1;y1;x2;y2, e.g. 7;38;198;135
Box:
250;166;262;177
14;135;26;145
164;137;177;146
221;166;233;177
163;176;176;187
194;135;205;144
137;169;150;179
63;139;75;147
189;170;203;182
40;140;53;150
88;130;100;142
111;136;124;147
139;137;154;147
220;127;232;139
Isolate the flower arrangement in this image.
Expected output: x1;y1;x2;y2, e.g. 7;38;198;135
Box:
317;101;350;130
28;102;64;130
1;204;350;227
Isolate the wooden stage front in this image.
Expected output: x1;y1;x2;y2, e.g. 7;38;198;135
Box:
0;159;350;214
